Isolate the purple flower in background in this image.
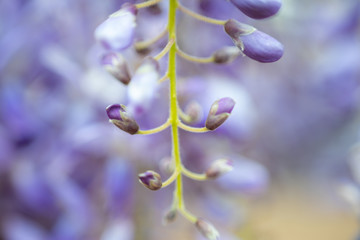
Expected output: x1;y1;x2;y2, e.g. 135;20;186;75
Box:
230;0;282;19
127;57;160;116
95;3;137;51
101;52;131;85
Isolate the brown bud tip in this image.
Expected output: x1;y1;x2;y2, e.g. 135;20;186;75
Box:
205;159;233;179
195;218;220;240
138;170;162;190
213;46;241;64
163;209;177;225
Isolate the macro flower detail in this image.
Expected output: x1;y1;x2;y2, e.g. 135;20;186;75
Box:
230;0;282;19
195;218;220;240
106;104;139;135
94;3;137;51
205;97;236;130
98;0;284;237
127;57;160;115
101;52;131;85
205;159;233;179
225;19;284;63
138;170;162;191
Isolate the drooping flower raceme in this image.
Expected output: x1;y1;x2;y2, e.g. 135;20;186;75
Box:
97;0;283;239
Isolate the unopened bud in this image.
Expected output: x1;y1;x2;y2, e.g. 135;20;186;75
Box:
230;0;282;19
212;46;241;64
106;104;139;135
224;19;284;63
159;156;175;174
205;97;235;131
224;19;256;40
101;52;131;85
195;218;220;240
206;159;233;179
138;170;162;190
95;3;137;51
163;208;177;225
184;101;203;123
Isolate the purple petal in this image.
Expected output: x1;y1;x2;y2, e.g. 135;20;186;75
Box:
240;30;284;63
216;97;235;115
230;0;282;19
106;104;124;121
94;4;137;51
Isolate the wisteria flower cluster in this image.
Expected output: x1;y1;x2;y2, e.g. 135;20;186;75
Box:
95;0;283;239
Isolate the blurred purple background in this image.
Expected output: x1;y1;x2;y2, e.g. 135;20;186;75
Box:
1;0;360;239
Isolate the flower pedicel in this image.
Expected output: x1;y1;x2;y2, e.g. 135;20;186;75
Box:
95;0;283;239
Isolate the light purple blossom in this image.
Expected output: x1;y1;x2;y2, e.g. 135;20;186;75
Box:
230;0;282;19
95;3;137;51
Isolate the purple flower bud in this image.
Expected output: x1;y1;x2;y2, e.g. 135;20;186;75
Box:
106;104;139;135
212;46;241;64
205;159;233;179
163;209;177;225
101;52;131;85
138;170;162;191
127;57;160;116
94;3;137;51
205;97;235;130
225;19;284;63
184;101;203;123
240;29;284;63
230;0;282;19
195;218;220;240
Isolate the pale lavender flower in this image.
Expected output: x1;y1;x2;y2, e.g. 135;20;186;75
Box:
127;57;160;116
95;3;137;51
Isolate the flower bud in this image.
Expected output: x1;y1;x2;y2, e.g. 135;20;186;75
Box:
205;159;233;179
138;170;162;191
159;156;175;174
127;57;160;115
163;208;177;225
94;3;137;51
230;0;282;19
106;104;139;135
224;19;256;40
184;101;203;123
195;218;220;240
212;46;241;64
225;19;284;63
101;52;131;85
205;97;235;131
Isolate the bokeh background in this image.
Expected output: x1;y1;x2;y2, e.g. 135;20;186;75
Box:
1;0;360;239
